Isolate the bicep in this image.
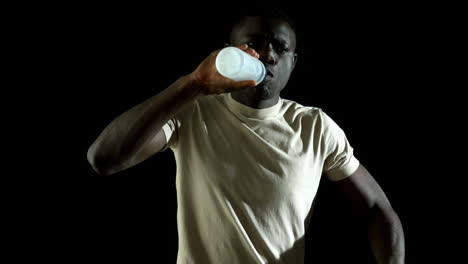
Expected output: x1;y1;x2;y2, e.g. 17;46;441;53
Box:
333;164;391;210
129;128;168;167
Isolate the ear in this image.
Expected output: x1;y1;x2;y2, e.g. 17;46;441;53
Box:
291;52;298;71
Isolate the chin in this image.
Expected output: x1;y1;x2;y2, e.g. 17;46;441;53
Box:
254;85;273;99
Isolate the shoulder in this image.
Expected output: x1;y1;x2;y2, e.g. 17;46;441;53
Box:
200;93;229;108
281;98;329;124
179;93;222;114
281;99;346;138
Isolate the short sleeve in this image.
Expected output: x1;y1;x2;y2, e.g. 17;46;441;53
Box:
159;117;180;152
321;110;360;181
159;99;198;152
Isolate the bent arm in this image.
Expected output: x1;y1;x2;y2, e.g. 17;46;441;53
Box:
87;74;202;176
333;164;405;264
87;44;260;176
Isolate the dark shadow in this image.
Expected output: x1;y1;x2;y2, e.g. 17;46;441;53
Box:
303;177;376;264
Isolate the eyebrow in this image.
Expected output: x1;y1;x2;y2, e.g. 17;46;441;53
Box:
246;34;290;46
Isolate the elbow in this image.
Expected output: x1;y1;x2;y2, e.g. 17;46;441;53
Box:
87;146;114;176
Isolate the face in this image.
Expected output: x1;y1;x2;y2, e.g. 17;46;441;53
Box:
228;16;298;99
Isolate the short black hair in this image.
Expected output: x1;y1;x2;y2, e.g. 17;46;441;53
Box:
224;6;299;52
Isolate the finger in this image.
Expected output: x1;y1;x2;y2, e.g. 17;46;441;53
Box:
233;44;259;57
254;49;260;58
244;47;260;58
235;43;248;50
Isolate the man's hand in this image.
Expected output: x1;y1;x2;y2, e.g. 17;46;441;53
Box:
189;44;260;95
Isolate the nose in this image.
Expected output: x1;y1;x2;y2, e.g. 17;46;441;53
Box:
258;44;277;66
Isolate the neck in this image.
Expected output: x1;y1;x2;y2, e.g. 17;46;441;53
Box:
230;89;279;109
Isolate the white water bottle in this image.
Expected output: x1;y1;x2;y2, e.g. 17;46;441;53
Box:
215;47;266;84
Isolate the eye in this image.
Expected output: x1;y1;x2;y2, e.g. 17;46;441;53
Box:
276;46;289;53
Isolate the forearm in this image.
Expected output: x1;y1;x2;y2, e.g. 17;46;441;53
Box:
368;205;405;264
87;73;202;174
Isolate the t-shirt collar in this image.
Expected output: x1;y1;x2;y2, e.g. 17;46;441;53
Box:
225;92;282;119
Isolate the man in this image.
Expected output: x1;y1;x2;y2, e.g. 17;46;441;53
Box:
87;8;405;264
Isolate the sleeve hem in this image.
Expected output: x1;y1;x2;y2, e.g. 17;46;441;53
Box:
159;122;172;152
326;156;360;181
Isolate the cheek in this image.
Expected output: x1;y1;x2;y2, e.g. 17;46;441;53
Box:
278;67;292;82
278;59;294;77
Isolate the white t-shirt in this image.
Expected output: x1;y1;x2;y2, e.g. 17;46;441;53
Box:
161;92;359;264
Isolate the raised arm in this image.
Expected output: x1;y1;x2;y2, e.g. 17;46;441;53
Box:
87;44;259;176
332;164;405;264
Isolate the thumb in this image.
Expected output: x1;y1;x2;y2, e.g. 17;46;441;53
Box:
232;80;257;90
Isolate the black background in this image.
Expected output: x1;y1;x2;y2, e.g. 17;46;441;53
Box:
16;2;457;263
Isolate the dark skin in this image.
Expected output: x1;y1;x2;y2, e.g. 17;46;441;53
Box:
226;17;298;109
228;16;405;263
88;15;404;263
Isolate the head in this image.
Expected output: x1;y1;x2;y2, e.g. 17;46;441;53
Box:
225;7;298;100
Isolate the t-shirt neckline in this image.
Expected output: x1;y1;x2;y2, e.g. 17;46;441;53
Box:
225;93;282;120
